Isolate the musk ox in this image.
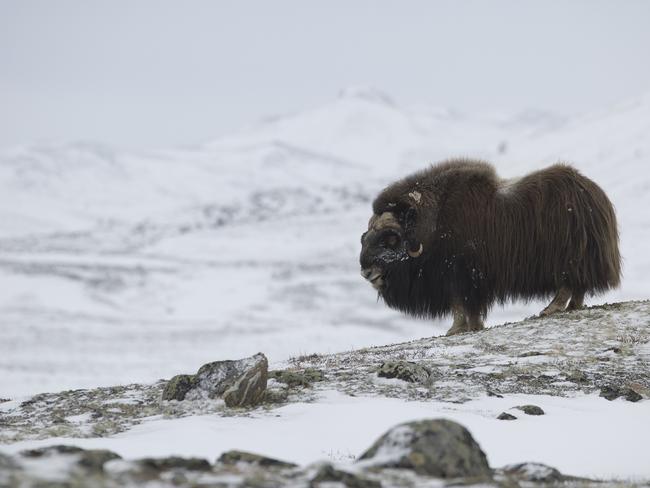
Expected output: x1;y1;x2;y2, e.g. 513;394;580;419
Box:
359;159;621;335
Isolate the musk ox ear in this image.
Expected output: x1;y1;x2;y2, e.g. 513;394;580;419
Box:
402;207;423;258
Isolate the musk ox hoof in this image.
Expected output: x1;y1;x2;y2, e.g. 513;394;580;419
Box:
445;325;467;336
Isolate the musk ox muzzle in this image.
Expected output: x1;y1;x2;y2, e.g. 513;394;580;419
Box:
360;211;423;289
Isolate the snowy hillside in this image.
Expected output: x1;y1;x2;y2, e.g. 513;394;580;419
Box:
0;87;649;400
1;300;649;485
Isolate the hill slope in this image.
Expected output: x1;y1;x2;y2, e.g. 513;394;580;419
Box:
1;300;649;483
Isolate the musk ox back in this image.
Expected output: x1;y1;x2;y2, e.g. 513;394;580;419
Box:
359;159;621;335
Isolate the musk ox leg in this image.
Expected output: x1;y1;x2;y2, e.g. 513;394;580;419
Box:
566;290;585;311
445;307;468;336
446;304;485;336
467;313;485;332
539;286;572;316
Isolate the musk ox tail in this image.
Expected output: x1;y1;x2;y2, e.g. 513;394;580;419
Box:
566;166;621;292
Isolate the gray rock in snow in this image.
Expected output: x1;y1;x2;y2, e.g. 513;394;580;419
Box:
515;404;545;415
161;353;268;406
497;412;517;420
357;418;491;479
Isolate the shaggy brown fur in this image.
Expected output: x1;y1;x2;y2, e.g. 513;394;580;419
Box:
359;159;621;335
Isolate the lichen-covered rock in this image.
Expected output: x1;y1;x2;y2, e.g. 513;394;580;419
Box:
310;463;380;488
161;374;195;401
377;361;430;383
357;419;491;479
218;450;297;468
269;368;324;387
497;412;517;420
160;353;268;406
222;355;268;407
515;404;545;415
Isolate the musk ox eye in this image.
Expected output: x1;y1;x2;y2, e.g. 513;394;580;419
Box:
385;234;399;248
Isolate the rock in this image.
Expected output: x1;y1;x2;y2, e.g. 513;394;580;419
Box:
222;355;268;408
161;374;195;401
263;387;290;404
497;412;517;420
269;368;325;387
357;419;491;479
515;405;545;415
218;450;297;468
77;449;122;472
599;385;621;400
137;456;212;472
599;385;642;402
20;445;84;457
500;462;563;482
487;389;504;398
377;361;430;383
161;353;268;407
628;382;650;398
624;389;643;402
310;463;380;488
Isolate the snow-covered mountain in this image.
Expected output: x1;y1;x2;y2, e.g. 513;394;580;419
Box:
0;87;648;397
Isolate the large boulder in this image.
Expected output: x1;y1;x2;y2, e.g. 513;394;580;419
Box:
161;353;268;407
357;419;491;479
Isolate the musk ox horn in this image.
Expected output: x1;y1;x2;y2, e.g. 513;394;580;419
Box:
407;242;423;258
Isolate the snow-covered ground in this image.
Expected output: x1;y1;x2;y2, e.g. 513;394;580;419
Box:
1;87;649;481
3;390;649;480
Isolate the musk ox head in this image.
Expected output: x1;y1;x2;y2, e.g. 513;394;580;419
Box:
359;207;423;291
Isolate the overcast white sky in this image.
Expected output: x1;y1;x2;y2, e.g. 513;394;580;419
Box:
1;0;649;151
